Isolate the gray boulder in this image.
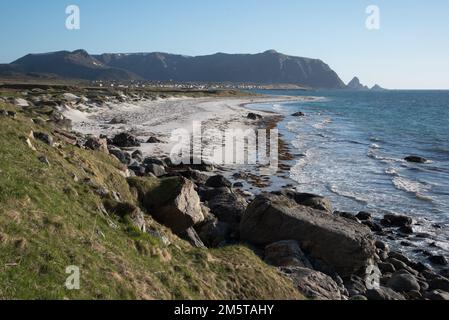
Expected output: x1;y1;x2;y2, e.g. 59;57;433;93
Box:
207;190;247;229
128;176;204;234
146;164;166;177
387;272;420;293
240;193;376;276
281;267;343;300
365;287;405;300
197;218;231;247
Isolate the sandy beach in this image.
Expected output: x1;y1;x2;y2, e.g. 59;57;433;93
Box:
63;94;306;159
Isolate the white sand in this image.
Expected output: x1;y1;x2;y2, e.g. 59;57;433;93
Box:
64;95;305;158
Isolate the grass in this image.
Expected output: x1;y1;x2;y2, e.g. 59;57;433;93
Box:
0;102;302;300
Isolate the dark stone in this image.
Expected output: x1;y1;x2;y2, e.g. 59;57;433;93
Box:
381;214;413;228
196;218;231;247
365;287;405;300
378;262;396;273
34;132;53;146
247;113;262;120
356;211;372;221
404;156;427;164
398;225;414;234
429;277;449;292
387;272;420;293
362;220;383;232
112;132;140;147
128;164;146;177
146;136;163;143
336;211;360;222
109;148;131;165
146;164;166;177
429;255;448;266
131;150;143;161
291;111;305;117
206;175;232;188
233;182;244;188
207;190;247;229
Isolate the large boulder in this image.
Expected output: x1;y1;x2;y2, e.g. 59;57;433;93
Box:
264;240;313;268
240;193;376;276
365;287;405;300
404;156;427;164
281;190;333;213
381;214;413;227
196;217;231;247
207;190;247;229
128;176;204;234
387;272;420;293
281;267;343;300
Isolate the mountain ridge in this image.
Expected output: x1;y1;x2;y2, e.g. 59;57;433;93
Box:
1;49;346;89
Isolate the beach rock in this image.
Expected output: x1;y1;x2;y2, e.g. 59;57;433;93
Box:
247;113;262;120
404;156;427;164
398;225;414;234
131;150;143;162
378;262;396;273
362;220;383;232
375;240;390;253
233;182;244;188
206;175;232;188
109;148;131;165
84;137;108;153
336;211;360;222
264;240;313;268
291;111;305;117
207;190;247;229
179;227;206;248
425;290;449;300
103;200;146;232
178;169;210;185
365;287;405;300
387;258;408;271
128;164;146;177
196;218;231;247
34;132;53;146
428;255;448;266
281;190;333;213
112;132;141;148
128;176;204;234
356;212;372;221
280;267;343;300
429;277;449;292
240;193;376;276
143;157;166;167
381;214;413;227
146;164;166;177
387;272;420;293
146;136;163;143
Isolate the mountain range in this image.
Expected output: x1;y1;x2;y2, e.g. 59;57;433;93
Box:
0;49;385;90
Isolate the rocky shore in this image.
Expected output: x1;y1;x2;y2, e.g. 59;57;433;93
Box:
2;85;449;300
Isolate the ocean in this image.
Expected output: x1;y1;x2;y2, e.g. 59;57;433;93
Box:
248;89;449;259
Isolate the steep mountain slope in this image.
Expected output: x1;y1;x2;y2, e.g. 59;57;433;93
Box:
95;50;346;88
346;77;369;90
9;50;139;81
4;50;345;88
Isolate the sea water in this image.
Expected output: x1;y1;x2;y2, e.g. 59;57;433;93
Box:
248;89;449;260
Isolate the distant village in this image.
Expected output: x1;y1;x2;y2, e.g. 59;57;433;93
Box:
90;80;307;91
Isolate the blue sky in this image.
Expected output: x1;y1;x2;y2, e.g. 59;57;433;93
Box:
1;0;448;89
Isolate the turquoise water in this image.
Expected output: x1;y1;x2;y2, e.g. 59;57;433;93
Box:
249;90;449;257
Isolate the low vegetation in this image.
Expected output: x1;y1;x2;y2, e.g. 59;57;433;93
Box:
0;101;301;300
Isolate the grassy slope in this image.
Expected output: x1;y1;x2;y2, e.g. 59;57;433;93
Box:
0;102;302;300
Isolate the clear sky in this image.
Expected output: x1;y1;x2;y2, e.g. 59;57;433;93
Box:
1;0;448;89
